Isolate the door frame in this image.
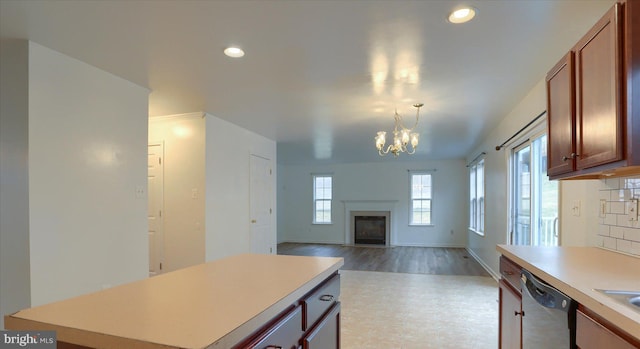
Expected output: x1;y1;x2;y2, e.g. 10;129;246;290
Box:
148;141;165;275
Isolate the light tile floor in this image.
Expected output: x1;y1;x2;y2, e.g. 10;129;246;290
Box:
340;270;498;349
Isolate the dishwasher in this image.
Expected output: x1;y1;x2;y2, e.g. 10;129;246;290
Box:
521;269;577;348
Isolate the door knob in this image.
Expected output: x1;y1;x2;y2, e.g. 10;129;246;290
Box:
251;219;257;223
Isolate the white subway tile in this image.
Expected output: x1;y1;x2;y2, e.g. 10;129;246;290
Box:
604;214;617;225
624;227;640;242
616;214;639;227
605;178;621;189
614;189;632;201
631;241;640;256
603;236;617;249
610;201;625;214
617;239;633;254
610;226;624;238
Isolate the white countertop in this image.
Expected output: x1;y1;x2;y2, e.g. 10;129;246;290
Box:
4;254;344;349
497;245;640;340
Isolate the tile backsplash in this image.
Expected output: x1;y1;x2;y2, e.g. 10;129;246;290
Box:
598;176;640;256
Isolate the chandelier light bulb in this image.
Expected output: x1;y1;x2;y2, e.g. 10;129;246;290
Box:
411;133;419;147
375;103;423;157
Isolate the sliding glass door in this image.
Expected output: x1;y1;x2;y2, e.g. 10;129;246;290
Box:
511;134;559;246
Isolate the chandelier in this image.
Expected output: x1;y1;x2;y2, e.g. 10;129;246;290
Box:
375;103;423;157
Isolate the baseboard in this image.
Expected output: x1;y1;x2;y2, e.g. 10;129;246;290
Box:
281;240;467;248
394;242;466;248
466;247;500;282
278;240;344;245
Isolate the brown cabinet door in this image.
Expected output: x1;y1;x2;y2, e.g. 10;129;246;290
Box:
546;52;576;177
302;274;340;331
576;309;638;349
499;279;522;349
303;302;340;349
575;3;624;170
247;306;304;349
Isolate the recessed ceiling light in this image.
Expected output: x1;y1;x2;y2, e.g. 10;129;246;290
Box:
448;7;476;24
224;47;245;58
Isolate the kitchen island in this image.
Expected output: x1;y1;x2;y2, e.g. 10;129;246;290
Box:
4;254;344;348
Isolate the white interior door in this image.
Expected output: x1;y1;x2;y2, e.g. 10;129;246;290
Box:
250;154;274;254
148;142;165;275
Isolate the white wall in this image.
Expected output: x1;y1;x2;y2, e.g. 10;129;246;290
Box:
278;159;467;247
466;80;547;278
559;180;600;247
149;113;206;272
205;114;277;261
465;79;600;278
27;42;149;306
0;39;31;329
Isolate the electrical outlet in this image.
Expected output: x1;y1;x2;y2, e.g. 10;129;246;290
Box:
626;199;639;222
599;199;607;218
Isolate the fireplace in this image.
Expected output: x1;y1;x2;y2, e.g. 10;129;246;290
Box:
343;201;396;246
354;215;386;245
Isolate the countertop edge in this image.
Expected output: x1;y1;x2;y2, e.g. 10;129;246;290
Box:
207;259;344;348
496;245;640;341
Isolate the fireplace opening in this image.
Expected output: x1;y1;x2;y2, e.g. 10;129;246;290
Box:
354;215;386;245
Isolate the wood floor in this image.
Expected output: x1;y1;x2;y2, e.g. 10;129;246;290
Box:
277;243;490;277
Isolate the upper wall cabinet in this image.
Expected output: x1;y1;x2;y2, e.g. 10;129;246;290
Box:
546;0;640;179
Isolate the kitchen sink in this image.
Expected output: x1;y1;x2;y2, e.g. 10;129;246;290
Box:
595;289;640;313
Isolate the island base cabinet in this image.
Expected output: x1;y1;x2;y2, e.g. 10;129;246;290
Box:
303;302;340;349
246;305;304;349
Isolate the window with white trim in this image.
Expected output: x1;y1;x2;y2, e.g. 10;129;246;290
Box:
469;158;485;235
313;174;332;224
410;172;432;225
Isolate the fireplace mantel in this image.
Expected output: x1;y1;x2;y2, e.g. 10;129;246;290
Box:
342;200;398;246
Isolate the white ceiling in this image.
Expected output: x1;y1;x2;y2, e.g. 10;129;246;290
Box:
0;0;614;165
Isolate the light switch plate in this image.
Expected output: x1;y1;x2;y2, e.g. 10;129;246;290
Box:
626;199;639;222
599;199;607;218
572;200;581;217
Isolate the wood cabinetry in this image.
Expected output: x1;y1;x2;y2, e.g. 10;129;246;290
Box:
547;52;576;177
546;0;640;179
576;307;640;349
237;273;341;349
302;302;340;349
499;279;522;349
499;256;522;349
245;306;304;349
575;4;624;171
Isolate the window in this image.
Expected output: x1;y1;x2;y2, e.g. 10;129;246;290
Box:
313;174;332;224
410;172;432;225
469;158;485;234
510;134;559;246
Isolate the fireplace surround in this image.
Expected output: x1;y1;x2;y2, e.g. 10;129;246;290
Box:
342;200;396;246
